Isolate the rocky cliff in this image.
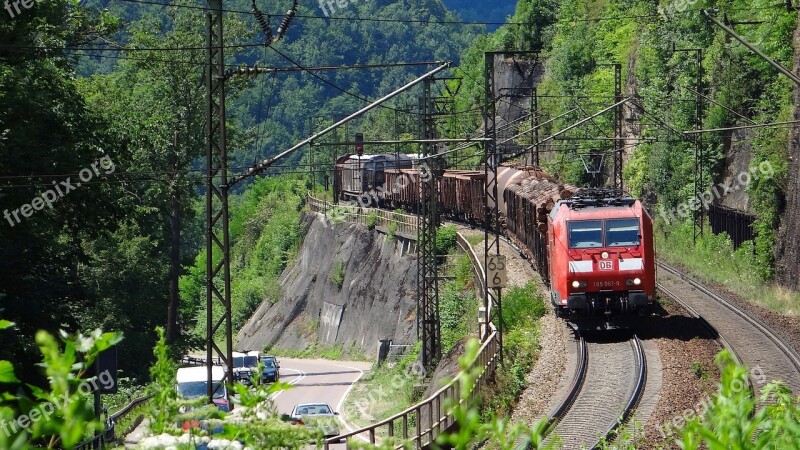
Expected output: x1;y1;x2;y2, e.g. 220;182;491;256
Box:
235;212;418;356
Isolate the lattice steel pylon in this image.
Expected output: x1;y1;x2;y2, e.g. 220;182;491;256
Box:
483;52;503;363
417;76;442;369
205;0;234;402
613;63;623;191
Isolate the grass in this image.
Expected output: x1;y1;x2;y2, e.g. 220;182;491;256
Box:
113;399;150;439
656;220;800;316
341;344;423;432
265;340;368;361
478;283;547;418
465;234;484;246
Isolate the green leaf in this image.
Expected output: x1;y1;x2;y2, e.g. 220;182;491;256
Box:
0;320;14;330
0;361;19;383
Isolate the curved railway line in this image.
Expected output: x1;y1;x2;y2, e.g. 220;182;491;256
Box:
540;334;646;449
656;261;800;397
311;202;800;448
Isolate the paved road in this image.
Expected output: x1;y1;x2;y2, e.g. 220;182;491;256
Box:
273;358;373;443
125;358;372;448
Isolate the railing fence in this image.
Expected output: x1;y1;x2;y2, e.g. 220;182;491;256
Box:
309;194;502;449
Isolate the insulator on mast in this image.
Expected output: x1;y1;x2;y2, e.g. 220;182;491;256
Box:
251;0;273;45
275;0;298;41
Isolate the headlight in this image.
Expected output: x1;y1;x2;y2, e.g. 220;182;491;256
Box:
572;280;580;289
601;251;609;259
634;278;642;286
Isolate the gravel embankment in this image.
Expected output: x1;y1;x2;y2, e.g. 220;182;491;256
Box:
636;297;722;449
508;312;568;426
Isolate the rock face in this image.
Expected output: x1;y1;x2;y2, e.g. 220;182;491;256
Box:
776;15;800;291
235;213;418;356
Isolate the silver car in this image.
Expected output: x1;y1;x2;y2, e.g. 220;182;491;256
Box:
289;402;340;438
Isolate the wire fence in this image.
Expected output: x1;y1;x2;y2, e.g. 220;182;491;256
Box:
307;194;418;237
708;203;756;250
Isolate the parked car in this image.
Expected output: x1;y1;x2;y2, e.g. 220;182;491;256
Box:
289;403;340;439
232;350;259;384
176;366;230;412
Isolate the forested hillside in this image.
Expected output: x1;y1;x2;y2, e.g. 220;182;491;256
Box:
453;0;798;286
441;0;517;25
0;0;478;383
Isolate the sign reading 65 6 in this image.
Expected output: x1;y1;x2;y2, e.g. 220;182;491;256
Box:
487;255;507;288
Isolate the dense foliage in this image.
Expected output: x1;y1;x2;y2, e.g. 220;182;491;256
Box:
1;0;478;387
453;0;795;279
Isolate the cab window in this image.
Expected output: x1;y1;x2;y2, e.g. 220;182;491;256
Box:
568;220;603;248
605;218;641;247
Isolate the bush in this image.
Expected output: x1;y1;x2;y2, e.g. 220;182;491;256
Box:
679;351;800;450
436;225;458;255
330;260;345;289
365;211;378;230
501;283;547;330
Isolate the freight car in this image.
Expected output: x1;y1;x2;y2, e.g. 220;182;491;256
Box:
332;159;655;324
334;153;414;206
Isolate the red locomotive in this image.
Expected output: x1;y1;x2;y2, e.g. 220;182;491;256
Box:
546;189;655;320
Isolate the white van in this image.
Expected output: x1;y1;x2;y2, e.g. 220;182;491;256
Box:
232;350;259;384
176;366;231;411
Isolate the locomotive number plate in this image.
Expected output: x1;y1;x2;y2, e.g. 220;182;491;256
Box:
594;281;621;288
598;260;614;271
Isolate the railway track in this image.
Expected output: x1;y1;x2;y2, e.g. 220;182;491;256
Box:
657;261;800;397
539;333;646;449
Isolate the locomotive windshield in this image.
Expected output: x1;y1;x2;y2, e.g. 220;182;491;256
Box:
568;219;641;248
605;218;641;247
568;220;603;248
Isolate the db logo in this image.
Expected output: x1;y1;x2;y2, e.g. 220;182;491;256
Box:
599;260;613;271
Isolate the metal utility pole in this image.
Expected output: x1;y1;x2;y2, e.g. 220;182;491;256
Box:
613;63;623;191
205;0;233;402
674;46;705;243
531;87;540;166
595;62;623;191
483;51;503;363
417;76;442;369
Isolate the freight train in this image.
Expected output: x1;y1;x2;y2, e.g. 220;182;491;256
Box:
333;154;656;323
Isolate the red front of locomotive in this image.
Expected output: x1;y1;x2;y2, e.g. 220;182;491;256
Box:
547;193;655;320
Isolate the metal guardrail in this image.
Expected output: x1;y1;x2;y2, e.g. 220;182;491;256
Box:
179;355;223;367
309;194;502;448
307;195;418;238
324;329;499;449
74;395;151;450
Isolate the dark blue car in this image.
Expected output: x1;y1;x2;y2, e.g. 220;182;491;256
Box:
260;356;279;383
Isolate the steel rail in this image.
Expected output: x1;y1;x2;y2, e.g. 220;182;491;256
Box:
657;261;800;375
